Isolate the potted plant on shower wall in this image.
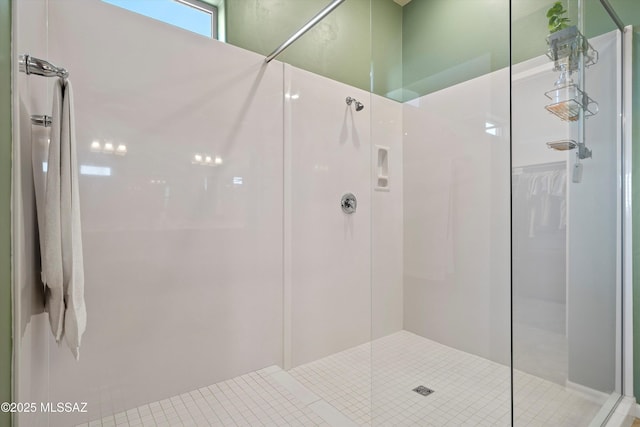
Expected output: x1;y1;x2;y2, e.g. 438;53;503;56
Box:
547;1;571;34
545;1;589;69
545;1;581;117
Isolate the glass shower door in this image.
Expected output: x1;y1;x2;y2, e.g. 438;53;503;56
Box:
371;0;512;425
511;0;624;424
278;2;376;425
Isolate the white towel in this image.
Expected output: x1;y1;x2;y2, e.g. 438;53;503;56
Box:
43;79;65;341
60;80;86;360
41;78;86;359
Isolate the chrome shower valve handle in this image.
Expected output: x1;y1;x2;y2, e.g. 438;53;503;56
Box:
341;193;357;214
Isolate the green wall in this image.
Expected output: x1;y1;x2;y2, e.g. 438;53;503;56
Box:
401;0;572;100
512;0;569;64
0;0;11;425
371;0;403;100
224;0;622;101
402;0;510;100
400;0;635;100
226;0;403;97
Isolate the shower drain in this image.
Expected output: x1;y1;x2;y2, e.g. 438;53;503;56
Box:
412;386;435;396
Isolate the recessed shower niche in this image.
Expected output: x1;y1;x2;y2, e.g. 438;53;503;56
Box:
375;145;389;191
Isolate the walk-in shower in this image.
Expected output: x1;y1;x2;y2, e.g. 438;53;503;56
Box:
9;0;633;426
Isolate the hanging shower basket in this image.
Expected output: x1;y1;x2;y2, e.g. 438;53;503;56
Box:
546;26;598;72
546;139;578;151
544;83;598;122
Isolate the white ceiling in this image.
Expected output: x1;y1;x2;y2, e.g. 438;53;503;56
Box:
393;0;413;6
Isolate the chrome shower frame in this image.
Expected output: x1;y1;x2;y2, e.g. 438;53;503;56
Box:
265;0;346;63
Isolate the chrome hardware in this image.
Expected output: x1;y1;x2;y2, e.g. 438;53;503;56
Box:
413;386;435;397
19;54;69;79
346;97;364;111
30;115;52;127
341;193;357;214
577;142;592;159
599;0;625;31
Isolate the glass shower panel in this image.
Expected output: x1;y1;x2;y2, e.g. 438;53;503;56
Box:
15;1;374;426
16;0;371;426
280;5;374;425
13;1;52;426
44;2;289;425
511;0;622;424
371;1;511;425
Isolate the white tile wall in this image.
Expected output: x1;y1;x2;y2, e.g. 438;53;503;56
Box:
402;68;511;366
371;95;404;339
287;65;372;367
511;31;620;399
285;69;404;366
566;31;619;393
20;2;408;425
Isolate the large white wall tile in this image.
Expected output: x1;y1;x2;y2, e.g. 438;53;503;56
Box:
511;56;570;387
287;66;372;367
566;31;619;393
511;31;620;395
402;69;511;365
371;95;403;339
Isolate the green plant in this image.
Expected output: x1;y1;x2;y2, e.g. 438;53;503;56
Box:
547;2;571;33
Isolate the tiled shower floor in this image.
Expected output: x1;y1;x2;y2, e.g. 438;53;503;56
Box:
81;331;602;427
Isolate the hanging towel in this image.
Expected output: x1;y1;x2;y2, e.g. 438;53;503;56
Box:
40;78;86;359
59;80;86;360
42;79;65;341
